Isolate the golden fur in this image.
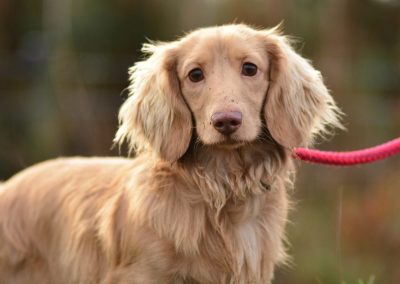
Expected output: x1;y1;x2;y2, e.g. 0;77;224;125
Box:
0;24;341;283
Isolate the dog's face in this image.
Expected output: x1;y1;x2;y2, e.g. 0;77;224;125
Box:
115;24;341;162
177;28;269;147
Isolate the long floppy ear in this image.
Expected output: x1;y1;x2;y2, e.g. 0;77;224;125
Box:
262;29;342;149
114;43;192;162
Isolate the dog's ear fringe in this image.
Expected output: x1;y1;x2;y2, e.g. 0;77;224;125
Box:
261;29;344;149
114;43;192;162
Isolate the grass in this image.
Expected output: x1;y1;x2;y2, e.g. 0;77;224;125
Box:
341;275;376;284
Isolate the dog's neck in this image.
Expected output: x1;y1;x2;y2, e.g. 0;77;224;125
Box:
178;140;291;210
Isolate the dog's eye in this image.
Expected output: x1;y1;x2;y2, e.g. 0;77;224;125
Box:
241;62;258;76
188;68;204;82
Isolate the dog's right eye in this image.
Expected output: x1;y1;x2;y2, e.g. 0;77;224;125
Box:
188;68;204;82
241;62;258;76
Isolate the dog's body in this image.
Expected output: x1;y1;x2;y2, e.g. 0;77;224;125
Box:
0;24;341;283
0;147;289;284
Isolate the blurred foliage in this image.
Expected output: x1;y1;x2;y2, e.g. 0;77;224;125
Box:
0;0;399;283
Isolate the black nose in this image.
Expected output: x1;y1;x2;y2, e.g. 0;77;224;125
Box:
211;111;242;135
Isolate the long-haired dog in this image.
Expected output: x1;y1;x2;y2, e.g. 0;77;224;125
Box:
0;24;341;283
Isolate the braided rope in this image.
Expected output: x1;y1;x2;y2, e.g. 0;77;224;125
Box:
294;137;400;166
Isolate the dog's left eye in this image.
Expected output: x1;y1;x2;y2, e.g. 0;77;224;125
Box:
188;68;204;82
241;62;258;76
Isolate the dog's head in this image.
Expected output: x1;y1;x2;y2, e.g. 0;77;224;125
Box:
115;24;342;162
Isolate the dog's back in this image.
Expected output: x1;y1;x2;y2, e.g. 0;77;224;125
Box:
0;158;133;284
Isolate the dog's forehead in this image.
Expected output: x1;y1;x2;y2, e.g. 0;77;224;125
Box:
188;24;256;38
183;25;257;49
178;25;266;65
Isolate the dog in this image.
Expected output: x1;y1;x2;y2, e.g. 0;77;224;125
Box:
0;24;342;283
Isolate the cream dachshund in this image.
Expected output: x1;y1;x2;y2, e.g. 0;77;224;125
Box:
0;24;341;283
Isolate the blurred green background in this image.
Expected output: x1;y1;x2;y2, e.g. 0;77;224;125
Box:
0;0;399;283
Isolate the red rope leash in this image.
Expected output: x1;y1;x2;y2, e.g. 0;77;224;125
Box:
294;137;400;166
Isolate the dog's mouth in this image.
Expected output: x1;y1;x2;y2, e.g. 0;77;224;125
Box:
208;128;275;149
211;137;247;149
215;142;245;150
193;125;264;149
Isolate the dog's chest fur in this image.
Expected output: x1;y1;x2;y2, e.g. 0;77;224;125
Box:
169;190;284;284
123;149;289;283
